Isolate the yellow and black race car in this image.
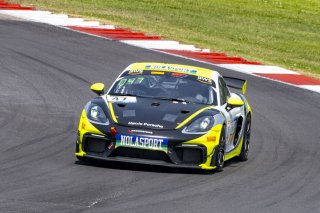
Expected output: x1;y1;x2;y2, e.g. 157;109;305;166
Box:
75;62;252;171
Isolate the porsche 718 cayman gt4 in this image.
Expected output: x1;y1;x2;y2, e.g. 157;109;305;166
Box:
75;62;252;171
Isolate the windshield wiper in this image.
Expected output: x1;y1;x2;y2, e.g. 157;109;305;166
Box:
109;93;153;98
155;97;189;103
110;93;190;103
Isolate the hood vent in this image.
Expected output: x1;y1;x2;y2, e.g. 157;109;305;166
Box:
181;109;190;114
151;102;160;107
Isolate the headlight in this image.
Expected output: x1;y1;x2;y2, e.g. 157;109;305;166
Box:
182;116;215;134
85;102;109;125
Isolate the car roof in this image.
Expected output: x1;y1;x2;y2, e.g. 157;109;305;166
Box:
126;62;219;79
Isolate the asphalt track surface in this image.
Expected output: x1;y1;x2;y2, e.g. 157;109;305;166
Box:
1;14;320;213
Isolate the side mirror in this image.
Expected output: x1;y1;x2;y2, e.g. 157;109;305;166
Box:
227;97;244;107
90;83;105;96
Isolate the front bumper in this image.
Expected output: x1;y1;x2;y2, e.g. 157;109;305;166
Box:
76;111;223;170
76;133;210;169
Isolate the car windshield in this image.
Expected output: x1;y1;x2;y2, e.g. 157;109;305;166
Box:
109;71;217;105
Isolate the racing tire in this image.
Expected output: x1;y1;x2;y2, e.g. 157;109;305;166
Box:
76;155;85;161
214;126;226;172
238;114;251;161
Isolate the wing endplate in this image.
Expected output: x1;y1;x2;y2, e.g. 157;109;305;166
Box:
223;76;247;94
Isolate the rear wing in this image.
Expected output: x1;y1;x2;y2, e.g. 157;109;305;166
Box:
223;76;247;94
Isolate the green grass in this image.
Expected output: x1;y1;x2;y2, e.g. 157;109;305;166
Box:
9;0;320;76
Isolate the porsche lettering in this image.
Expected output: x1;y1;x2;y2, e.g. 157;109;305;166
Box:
128;121;163;129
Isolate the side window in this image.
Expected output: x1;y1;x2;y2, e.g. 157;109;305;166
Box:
222;78;231;98
218;77;230;105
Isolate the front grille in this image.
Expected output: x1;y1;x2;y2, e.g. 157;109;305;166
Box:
174;147;204;164
83;136;110;153
112;147;171;163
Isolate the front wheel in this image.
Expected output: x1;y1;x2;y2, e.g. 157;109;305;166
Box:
76;155;84;161
213;126;226;172
238;114;251;161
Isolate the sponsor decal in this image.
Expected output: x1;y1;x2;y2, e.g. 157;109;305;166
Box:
127;78;135;84
151;71;165;75
128;70;143;75
145;65;197;74
197;76;213;85
116;134;168;151
123;110;136;117
107;96;137;104
108;142;114;149
129;129;153;134
162;114;178;122
171;72;188;77
128;121;164;129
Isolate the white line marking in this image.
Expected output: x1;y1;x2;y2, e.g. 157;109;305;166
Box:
218;64;300;75
121;40;202;51
300;85;320;93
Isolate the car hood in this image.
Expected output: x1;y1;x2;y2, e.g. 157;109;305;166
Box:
108;96;208;130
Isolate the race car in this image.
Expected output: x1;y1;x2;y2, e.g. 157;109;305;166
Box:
75;62;252;171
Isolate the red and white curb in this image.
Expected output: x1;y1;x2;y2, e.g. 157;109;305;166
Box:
1;0;320;93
